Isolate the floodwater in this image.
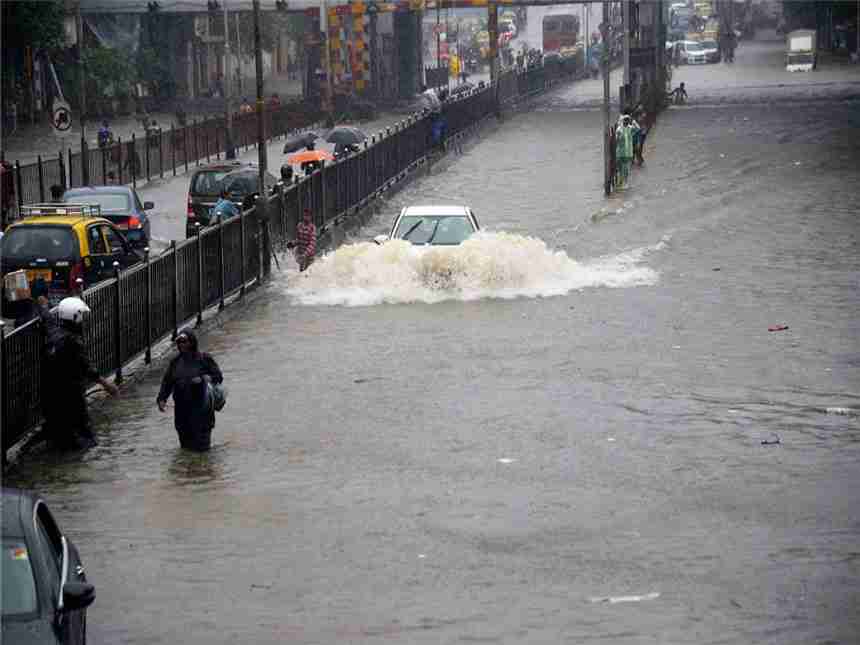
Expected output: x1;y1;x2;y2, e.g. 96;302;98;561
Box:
6;33;860;645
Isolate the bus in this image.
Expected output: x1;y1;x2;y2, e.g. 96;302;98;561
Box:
542;14;580;53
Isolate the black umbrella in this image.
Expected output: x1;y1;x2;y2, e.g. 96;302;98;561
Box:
282;131;318;154
324;126;367;147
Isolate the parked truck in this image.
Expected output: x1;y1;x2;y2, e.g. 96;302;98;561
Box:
785;29;817;72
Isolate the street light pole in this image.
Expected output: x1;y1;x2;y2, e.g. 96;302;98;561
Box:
224;1;235;159
252;0;267;192
602;1;611;196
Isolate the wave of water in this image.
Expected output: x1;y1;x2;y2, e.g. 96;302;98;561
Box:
284;231;660;307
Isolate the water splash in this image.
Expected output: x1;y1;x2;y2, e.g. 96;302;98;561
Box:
284;231;659;307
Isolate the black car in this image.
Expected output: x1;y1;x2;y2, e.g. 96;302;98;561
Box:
1;488;94;644
185;161;276;238
63;185;154;250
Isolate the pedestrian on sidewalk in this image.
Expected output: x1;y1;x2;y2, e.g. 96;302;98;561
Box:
157;328;223;452
50;184;64;201
615;114;635;189
295;208;316;272
41;297;119;450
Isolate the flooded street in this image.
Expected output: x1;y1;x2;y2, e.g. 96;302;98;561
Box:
7;32;860;645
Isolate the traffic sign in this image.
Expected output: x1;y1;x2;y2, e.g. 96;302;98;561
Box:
51;99;73;137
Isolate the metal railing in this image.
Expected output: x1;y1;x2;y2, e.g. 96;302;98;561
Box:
2;63;574;461
2;102;320;228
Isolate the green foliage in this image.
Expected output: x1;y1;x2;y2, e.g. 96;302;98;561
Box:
136;46;173;96
1;0;65;52
82;46;136;99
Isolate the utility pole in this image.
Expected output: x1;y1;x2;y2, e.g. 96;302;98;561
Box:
224;1;235;159
320;0;333;115
368;1;379;97
622;0;630;108
75;1;89;184
602;1;611;196
252;0;267;193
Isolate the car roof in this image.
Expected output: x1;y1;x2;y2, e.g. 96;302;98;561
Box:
194;161;250;173
64;186;132;195
402;205;470;217
1;488;34;539
6;216;100;228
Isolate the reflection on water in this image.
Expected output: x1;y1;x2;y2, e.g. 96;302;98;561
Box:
164;447;228;487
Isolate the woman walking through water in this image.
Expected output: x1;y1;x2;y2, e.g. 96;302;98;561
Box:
157;329;223;451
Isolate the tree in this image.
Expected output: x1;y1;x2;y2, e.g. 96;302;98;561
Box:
1;0;65;52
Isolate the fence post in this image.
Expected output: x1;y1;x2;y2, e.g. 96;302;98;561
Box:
239;211;246;297
81;135;90;185
14;161;24;214
158;130;164;179
145;130;151;183
320;161;327;223
58;150;66;189
101;143;108;184
171;240;179;340
196;226;204;326
193;118;199;167
113;262;124;384
218;219;225;310
171;124;177;177
204;121;210;163
183;124;189;174
37;155;45;201
130;134;137;189
117;136;124;185
144;247;152;364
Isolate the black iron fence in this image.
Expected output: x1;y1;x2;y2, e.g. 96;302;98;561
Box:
2;63;574;461
3;102;320;228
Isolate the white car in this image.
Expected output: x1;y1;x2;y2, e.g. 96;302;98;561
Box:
674;40;707;65
374;205;480;246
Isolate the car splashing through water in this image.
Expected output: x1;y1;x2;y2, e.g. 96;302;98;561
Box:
283;232;660;306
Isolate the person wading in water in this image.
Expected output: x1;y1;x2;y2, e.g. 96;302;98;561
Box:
156;329;223;451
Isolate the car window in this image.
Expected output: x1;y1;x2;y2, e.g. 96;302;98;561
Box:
102;225;127;254
192;170;232;196
431;217;475;245
133;190;144;211
65;192;131;213
88;225;108;255
1;538;39;616
33;505;63;603
0;226;77;262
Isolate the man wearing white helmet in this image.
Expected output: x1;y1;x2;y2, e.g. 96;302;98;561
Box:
41;297;119;449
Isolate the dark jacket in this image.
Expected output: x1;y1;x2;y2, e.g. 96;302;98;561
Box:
42;327;101;447
157;329;223;451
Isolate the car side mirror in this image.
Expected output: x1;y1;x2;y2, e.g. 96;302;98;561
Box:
62;582;95;612
373;235;388;245
143;201;154;210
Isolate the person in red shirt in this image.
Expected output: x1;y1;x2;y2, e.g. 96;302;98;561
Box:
295;208;317;271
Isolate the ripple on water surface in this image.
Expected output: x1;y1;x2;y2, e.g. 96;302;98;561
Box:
284;232;660;307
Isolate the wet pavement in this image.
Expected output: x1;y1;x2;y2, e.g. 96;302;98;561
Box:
5;28;860;645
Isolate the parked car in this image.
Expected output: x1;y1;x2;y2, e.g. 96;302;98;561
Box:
699;39;721;62
185;161;277;238
674;40;707;64
374;205;480;246
62;185;153;250
1;488;95;644
1;203;142;316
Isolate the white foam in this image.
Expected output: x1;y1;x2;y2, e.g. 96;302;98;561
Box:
284;231;659;307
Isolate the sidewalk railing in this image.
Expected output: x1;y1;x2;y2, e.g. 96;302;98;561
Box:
4;101;320;229
1;61;578;463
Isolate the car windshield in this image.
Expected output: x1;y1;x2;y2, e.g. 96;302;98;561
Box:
1;539;38;617
1;226;78;261
65;192;131;213
686;43;704;52
192;170;233;196
394;215;474;245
